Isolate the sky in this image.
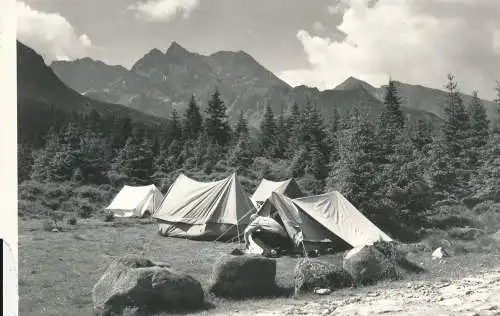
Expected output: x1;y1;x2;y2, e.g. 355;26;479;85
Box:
17;0;500;100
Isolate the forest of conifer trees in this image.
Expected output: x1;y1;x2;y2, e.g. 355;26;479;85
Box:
17;75;500;240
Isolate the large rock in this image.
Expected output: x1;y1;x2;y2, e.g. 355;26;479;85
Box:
92;255;204;316
294;259;352;296
209;255;278;299
343;245;398;285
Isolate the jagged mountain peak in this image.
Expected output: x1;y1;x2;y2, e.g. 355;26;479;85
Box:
166;41;187;53
334;76;376;92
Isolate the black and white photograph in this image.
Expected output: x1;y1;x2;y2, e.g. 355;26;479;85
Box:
2;0;500;315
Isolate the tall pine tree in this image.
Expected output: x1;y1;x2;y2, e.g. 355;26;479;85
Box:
442;74;470;156
183;95;203;139
205;89;231;146
467;90;489;148
234;111;249;140
259;105;277;157
378;79;405;162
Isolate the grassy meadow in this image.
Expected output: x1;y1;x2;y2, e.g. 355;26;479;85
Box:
18;216;500;316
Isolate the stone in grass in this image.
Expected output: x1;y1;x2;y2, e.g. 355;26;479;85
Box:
92;254;204;316
294;259;353;296
209;255;279;299
343;245;398;286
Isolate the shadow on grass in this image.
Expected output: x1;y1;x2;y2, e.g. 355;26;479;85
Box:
207;285;294;301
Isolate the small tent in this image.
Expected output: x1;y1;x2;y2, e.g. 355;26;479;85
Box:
260;191;392;252
153;173;256;240
105;184;164;218
251;178;304;209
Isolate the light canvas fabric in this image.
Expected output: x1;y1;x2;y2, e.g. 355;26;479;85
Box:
267;192;340;246
106;185;163;218
251;178;303;209
245;216;288;237
292;191;393;248
153;173;256;240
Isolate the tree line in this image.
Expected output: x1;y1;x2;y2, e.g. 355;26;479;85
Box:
17;75;500;239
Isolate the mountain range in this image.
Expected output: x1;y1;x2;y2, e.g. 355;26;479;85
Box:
52;41;497;129
17;41;164;126
19;40;498;131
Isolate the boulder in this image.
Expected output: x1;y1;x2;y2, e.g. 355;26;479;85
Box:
92;255;204;316
342;245;397;285
209;255;278;299
294;259;352;296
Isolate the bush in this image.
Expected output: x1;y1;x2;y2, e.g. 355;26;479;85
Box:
42;219;57;232
18;181;44;202
473;201;500;214
76;200;94;219
67;216;77;226
104;211;114;222
18;200;52;219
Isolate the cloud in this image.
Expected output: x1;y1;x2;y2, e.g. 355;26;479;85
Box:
16;1;93;63
280;0;500;100
128;0;200;22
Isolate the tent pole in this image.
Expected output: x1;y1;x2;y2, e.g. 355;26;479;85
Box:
236;223;241;244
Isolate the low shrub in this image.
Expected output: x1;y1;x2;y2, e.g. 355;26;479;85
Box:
104;211;114;222
42;219;58;232
67;216;77;226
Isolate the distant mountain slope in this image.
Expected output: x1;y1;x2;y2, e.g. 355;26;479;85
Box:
50;41;443;128
373;81;498;121
334;77;498;122
17;41;163;125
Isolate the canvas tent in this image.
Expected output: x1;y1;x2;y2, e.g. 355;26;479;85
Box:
258;191;392;252
105;184;163;218
153;173;256;240
251;178;304;209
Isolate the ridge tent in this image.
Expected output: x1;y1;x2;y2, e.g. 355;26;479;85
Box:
105;184;164;218
153;173;256;240
251;178;304;209
258;191;392;252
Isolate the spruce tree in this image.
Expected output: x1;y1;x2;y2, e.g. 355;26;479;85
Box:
79;129;112;185
410;119;433;152
234;111;249;140
259;105;277;157
108;126;154;185
228;136;253;168
183;95;203;139
378;79;405;162
18;141;33;183
286;102;302;158
169;109;182;141
205;89;231;146
439;74;472;197
442;74;470;156
326;110;341;172
274;105;289;158
49;123;83;182
335;109;380;215
467;90;489;148
30;129;60;182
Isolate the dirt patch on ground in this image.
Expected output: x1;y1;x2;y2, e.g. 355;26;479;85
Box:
209;269;500;315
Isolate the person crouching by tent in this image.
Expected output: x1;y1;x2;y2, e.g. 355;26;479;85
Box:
244;214;292;256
